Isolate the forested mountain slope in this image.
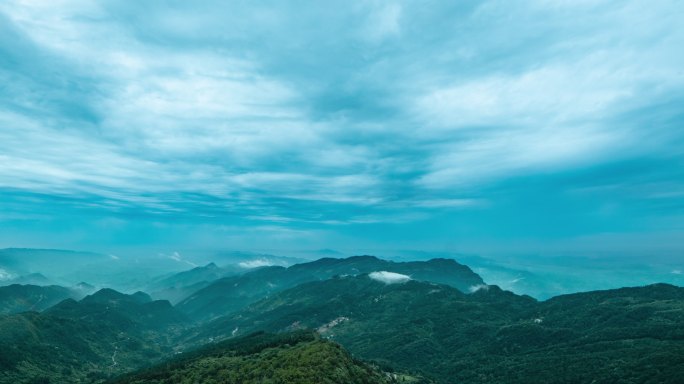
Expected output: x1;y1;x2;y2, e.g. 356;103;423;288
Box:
109;331;424;384
0;289;189;384
0;284;77;314
194;276;684;383
177;256;483;321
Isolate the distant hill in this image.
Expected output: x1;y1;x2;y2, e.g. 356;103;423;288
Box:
0;284;78;314
145;262;243;304
209;251;307;268
0;273;55;287
0;288;189;384
287;256;483;291
0;248;107;280
72;281;98;297
193;276;684;383
108;331;419;384
0;248;213;293
177;256;484;321
176;265;312;321
47;288;188;331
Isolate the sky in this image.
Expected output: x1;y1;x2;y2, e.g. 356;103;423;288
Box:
0;0;683;259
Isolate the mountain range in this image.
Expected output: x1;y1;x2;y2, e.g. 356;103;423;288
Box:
0;289;188;383
176;256;483;321
0;252;683;383
191;274;684;383
143;262;242;304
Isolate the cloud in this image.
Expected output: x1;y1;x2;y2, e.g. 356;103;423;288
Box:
369;271;411;284
0;268;16;281
416;64;628;127
417;123;629;189
468;284;490;293
0;0;683;252
166;251;196;267
363;3;402;42
238;258;278;269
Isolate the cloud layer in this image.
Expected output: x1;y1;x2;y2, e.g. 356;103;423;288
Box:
0;1;683;254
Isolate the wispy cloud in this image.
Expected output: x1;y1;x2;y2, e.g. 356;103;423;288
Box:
0;0;683;253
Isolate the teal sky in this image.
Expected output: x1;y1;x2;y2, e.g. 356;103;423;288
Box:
1;1;683;258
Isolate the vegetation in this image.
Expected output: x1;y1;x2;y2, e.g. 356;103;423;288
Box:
1;256;683;384
196;276;684;383
0;289;189;384
145;263;242;304
109;331;414;384
177;256;483;321
0;284;76;314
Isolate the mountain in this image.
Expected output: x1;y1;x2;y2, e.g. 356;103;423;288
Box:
0;248;215;293
387;251;684;300
46;288;188;332
176;266;311;321
72;281;98;297
144;262;242;304
177;256;484;321
60;255;196;293
209;251;307;268
1;273;55;286
0;248;108;282
0;284;78;314
0;289;190;384
286;256;483;291
193;275;684;384
2;251;681;383
109;331;421;384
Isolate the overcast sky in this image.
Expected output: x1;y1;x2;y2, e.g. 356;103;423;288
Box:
0;1;683;258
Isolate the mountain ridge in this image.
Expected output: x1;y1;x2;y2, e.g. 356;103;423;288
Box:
108;331;419;384
191;275;684;383
177;256;484;321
